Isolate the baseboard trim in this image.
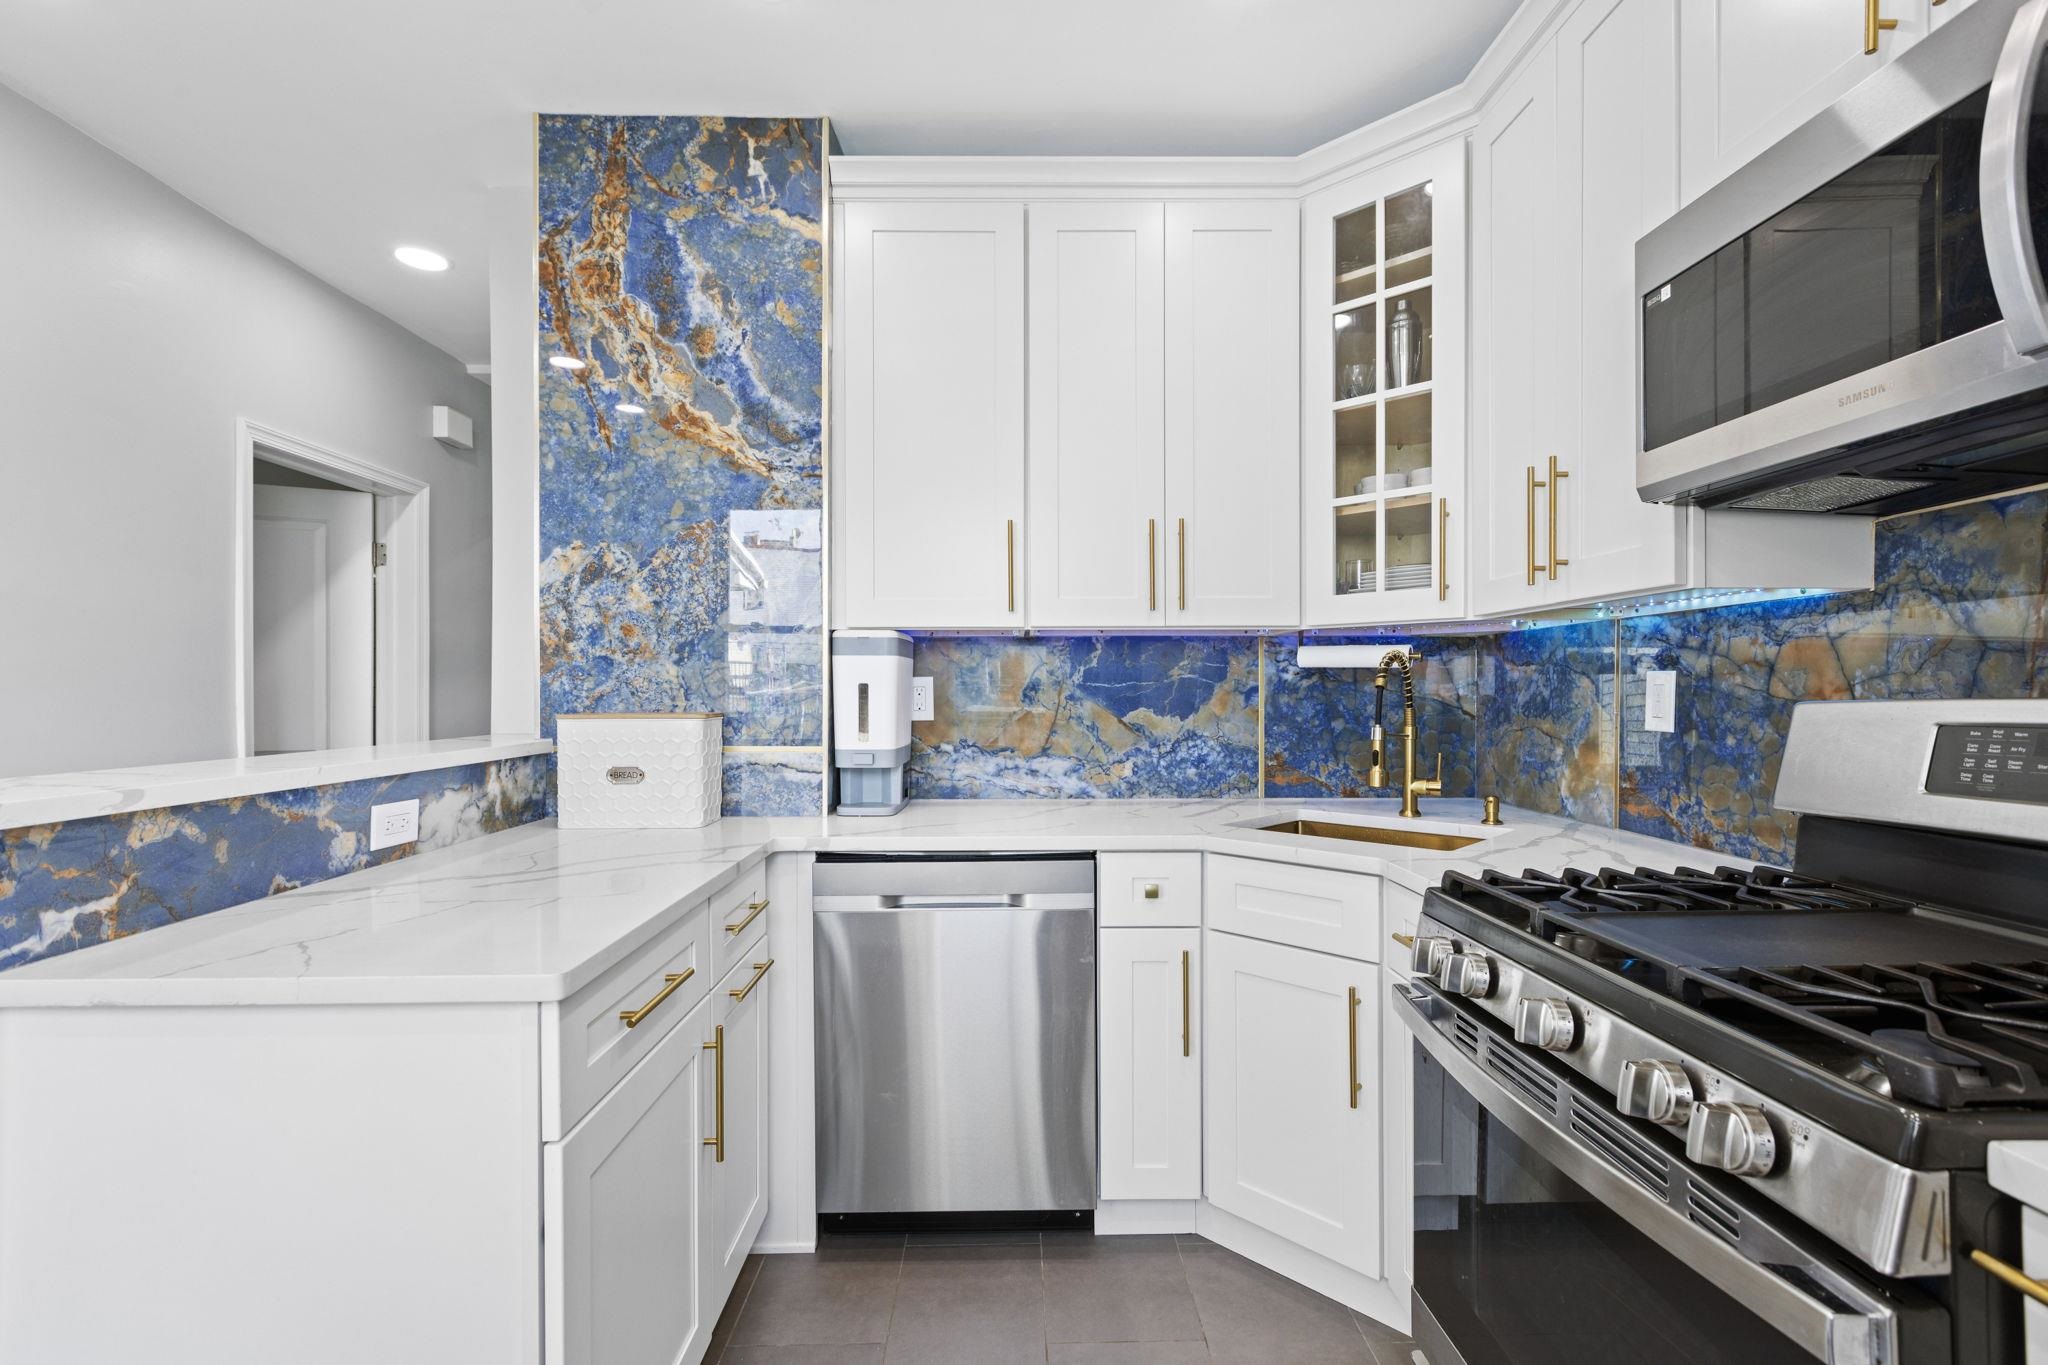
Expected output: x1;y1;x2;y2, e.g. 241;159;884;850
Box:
1094;1199;1200;1235
750;1239;818;1255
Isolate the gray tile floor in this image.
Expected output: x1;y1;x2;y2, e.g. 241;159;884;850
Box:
706;1232;1421;1365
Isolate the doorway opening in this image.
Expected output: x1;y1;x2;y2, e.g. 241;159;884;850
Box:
234;419;431;757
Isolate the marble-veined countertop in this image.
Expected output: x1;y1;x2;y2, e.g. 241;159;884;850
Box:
0;797;1747;1008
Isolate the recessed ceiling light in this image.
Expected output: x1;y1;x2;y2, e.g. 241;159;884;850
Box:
616;403;646;414
393;245;449;272
548;355;587;370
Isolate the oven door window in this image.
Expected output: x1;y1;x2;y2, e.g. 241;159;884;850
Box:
1642;89;2001;452
1413;1044;1812;1364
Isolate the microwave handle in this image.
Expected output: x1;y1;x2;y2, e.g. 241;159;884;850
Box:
1984;0;2048;355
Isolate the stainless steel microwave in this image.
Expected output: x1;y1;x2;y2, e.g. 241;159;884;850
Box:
1637;0;2048;515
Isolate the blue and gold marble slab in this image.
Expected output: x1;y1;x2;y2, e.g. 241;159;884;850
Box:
723;749;826;818
0;756;549;970
1264;636;1480;799
907;636;1260;799
1477;620;1619;828
537;115;826;812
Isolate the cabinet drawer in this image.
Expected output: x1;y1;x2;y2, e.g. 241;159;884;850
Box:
1203;855;1379;961
1098;853;1202;927
709;862;771;983
543;899;712;1141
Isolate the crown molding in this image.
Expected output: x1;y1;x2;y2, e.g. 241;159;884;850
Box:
830;0;1576;200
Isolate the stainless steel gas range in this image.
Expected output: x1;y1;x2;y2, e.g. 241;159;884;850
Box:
1395;700;2048;1365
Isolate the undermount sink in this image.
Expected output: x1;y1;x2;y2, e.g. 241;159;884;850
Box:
1257;819;1482;852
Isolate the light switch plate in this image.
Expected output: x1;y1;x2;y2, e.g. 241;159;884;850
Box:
370;798;421;851
910;676;935;722
1644;670;1678;734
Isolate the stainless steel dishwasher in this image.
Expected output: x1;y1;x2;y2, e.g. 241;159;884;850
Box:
813;852;1096;1224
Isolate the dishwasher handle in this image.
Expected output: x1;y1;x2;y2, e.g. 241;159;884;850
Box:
812;892;1097;913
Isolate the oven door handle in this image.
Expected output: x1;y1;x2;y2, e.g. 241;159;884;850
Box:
1393;982;1903;1365
1984;0;2048;355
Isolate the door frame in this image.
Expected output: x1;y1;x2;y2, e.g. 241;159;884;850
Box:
233;418;431;757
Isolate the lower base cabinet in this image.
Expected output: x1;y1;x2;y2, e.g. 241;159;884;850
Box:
1099;927;1202;1200
1203;928;1382;1278
547;942;775;1365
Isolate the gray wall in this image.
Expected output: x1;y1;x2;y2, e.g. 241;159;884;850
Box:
0;83;493;778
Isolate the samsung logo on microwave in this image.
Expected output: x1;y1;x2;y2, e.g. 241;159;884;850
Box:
1838;382;1890;408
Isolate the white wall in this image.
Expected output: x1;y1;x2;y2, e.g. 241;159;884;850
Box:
0;83;494;779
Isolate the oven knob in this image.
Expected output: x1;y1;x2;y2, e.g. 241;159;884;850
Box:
1437;953;1495;999
1410;935;1458;977
1513;997;1579;1051
1616;1059;1695;1125
1686;1101;1778;1177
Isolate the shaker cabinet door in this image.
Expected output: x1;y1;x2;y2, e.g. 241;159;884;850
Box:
1204;930;1381;1278
545;996;709;1365
1100;928;1203;1202
705;953;772;1309
1165;200;1301;628
835;201;1026;628
1027;203;1167;628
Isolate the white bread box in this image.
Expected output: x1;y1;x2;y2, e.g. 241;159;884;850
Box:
555;712;722;829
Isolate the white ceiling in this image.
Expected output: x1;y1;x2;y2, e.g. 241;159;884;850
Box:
0;0;1520;366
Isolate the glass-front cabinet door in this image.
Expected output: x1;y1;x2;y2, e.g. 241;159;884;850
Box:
1303;143;1466;625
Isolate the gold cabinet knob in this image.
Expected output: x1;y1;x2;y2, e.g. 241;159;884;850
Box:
1143;883;1160;900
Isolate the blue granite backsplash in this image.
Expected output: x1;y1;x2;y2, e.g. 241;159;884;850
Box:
0;757;549;970
536;115;827;812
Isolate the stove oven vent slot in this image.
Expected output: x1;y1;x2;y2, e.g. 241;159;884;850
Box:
1566;1095;1670;1196
1483;1037;1560;1111
1686;1184;1743;1246
1451;1014;1481;1060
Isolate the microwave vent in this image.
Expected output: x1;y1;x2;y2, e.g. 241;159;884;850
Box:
1728;474;1936;513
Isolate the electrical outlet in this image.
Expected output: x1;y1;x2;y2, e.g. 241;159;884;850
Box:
910;676;935;722
369;798;421;851
1644;670;1678;734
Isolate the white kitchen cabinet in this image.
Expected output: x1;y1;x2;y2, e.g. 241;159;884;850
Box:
1166;200;1301;627
1205;929;1381;1277
1205;853;1381;962
1100;927;1203;1201
1678;0;1930;206
836;202;1025;627
1027;203;1166;627
1381;885;1423;1289
1931;0;1978;27
546;995;711;1365
1303;143;1466;625
1469;41;1561;618
706;954;774;1306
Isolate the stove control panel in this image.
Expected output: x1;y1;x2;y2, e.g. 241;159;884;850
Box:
1926;723;2048;803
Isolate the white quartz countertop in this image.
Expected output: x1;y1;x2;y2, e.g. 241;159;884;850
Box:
0;736;556;831
0;797;1746;1008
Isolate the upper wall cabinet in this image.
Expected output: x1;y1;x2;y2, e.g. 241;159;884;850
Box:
1677;0;1932;204
1303;144;1467;627
1027;204;1167;627
835;203;1026;629
1166;202;1302;629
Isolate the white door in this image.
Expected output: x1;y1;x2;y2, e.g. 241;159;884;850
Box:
1165;200;1301;628
705;957;770;1307
1470;42;1562;617
1551;0;1687;604
1099;928;1201;1202
1932;0;1978;27
1204;930;1380;1277
836;202;1025;628
1027;203;1166;627
544;999;708;1365
252;484;374;753
1678;0;1929;205
1302;145;1467;626
1381;886;1424;1288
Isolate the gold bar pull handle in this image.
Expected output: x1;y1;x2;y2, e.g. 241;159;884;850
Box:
725;898;768;935
1181;949;1192;1058
1525;465;1547;586
1865;0;1899;52
702;1024;726;1162
1006;519;1017;613
1437;497;1450;602
1147;518;1158;611
1547;455;1570;580
1347;986;1363;1109
619;967;695;1028
1176;517;1187;611
1971;1248;2048;1308
729;958;775;1003
1391;932;1417;949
